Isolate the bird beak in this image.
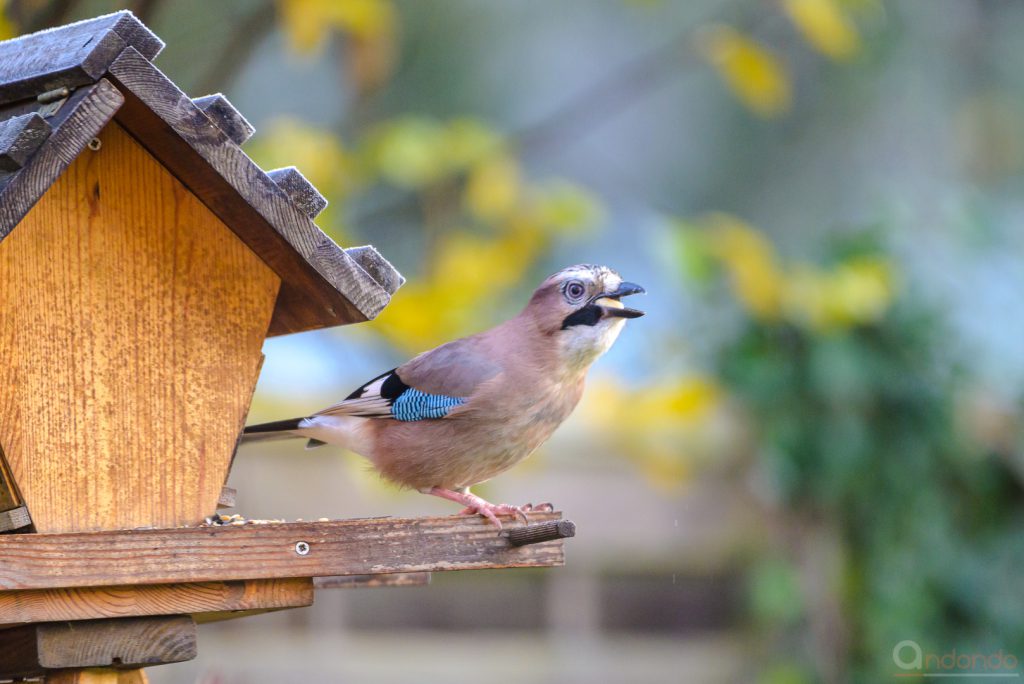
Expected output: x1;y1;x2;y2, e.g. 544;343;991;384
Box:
593;281;646;319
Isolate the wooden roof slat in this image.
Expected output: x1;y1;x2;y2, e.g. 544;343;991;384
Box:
0;11;162;107
0;80;124;240
105;46;393;325
0;113;52;171
267;166;327;219
192;93;254;146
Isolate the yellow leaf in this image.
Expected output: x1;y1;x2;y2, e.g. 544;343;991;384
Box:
696;25;791;117
532;180;604;234
441;119;503;170
464;156;521;222
0;2;15;41
706;214;785;320
783;0;861;61
824;256;893;326
277;0;395;56
366;117;447;188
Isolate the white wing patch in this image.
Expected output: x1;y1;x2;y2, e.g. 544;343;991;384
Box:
317;371;396;419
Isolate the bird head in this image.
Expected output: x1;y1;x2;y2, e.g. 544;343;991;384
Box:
525;264;645;372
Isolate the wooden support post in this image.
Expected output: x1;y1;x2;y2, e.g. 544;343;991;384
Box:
46;668;149;683
0;615;195;679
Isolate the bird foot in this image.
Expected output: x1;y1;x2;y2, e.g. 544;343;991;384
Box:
423;487;553;530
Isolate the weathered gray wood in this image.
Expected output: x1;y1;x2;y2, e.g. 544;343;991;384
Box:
0;11;162;107
507;520;576;547
0;513;567;591
267;166;327;219
216;486;236;509
0;616;196;677
0;113;52;171
193;93;254;146
0;80;124;239
344;245;405;295
105;48;397;331
0;506;31;533
314;572;431;589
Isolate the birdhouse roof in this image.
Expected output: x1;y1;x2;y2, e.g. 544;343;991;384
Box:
0;11;402;336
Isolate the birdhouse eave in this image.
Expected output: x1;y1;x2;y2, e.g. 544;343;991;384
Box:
0;11;402;337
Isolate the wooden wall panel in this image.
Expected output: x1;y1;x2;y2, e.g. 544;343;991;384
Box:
0;122;280;533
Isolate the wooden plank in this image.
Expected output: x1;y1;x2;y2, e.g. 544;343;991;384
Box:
0;122;280;533
314;572;431;589
267;166;327;219
0;443;21;511
192;94;254;146
105;47;395;333
0;11;162;107
0;514;567;591
0;506;31;533
0;579;313;625
345;245;405;295
45;668;148;684
216;487;237;509
0;616;195;677
0;80;124;240
0;112;52;171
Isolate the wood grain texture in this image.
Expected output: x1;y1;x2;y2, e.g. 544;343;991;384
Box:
0;616;194;677
216;486;237;509
0;80;124;239
344;245;405;295
0;11;162;107
192;94;253;146
0;579;313;625
46;668;148;684
0;514;567;590
0;444;21;511
267;166;327;219
314;572;431;589
0;121;280;533
0;112;52;171
0;506;31;533
105;47;396;333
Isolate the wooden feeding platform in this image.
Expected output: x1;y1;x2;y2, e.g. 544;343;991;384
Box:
0;12;574;682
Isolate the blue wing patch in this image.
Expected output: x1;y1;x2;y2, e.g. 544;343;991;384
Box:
391;388;467;421
318;369;467;421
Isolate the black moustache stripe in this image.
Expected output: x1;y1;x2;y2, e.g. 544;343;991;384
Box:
561;305;603;329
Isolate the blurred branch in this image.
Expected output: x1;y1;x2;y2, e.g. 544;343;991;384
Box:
194;0;277;95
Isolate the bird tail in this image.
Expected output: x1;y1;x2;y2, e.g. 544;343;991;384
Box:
240;417;309;445
241;415;366;452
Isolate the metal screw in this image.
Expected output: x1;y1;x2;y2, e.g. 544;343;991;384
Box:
294;541;310;556
87;137;101;151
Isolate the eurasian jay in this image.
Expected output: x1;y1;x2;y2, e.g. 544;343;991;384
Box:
242;264;644;527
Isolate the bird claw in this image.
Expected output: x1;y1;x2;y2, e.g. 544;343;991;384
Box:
458;501;528;528
425;487;553;530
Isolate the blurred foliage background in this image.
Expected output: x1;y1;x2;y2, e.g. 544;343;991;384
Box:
7;0;1024;682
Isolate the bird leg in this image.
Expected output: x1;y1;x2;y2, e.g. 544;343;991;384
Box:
422;486;534;529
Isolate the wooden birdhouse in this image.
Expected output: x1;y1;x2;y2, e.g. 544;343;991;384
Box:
0;12;572;683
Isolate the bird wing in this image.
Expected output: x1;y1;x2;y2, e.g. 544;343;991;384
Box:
316;336;502;421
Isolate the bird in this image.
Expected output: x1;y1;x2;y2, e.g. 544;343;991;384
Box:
241;264;645;528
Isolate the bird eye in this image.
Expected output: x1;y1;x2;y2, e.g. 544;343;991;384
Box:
564;280;586;301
